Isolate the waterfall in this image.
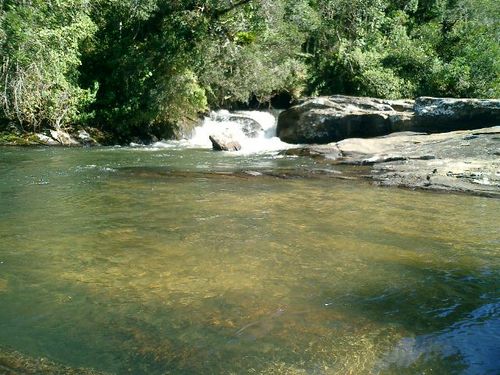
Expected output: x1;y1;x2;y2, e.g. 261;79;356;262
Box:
150;110;292;154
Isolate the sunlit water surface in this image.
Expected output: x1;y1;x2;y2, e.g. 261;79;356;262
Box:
0;146;498;374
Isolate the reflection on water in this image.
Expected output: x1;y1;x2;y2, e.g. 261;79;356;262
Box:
0;147;499;374
377;302;500;374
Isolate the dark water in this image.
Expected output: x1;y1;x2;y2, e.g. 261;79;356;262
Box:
0;146;498;374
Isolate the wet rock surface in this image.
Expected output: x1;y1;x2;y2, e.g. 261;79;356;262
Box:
209;134;242;151
277;95;500;144
76;130;100;146
283;127;500;197
35;133;60;145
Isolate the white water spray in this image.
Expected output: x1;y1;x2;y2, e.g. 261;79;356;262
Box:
151;110;293;154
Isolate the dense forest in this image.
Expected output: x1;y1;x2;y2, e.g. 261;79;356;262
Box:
0;0;498;141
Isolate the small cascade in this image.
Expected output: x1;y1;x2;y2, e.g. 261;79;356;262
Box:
151;110;292;154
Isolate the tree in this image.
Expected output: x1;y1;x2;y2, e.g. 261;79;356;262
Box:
0;0;96;131
197;0;311;107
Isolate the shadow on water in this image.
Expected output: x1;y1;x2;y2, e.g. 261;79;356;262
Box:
1;248;497;374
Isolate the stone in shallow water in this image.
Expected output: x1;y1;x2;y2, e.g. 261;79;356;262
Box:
209;134;241;151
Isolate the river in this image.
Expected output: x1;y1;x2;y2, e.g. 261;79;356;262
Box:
0;112;499;374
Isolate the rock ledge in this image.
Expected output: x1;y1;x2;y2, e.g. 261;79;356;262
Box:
277;96;500;144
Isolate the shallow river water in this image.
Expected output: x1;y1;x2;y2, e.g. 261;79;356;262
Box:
0;146;499;374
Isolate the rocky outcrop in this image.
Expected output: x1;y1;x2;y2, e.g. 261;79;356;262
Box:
0;126;104;146
277;95;500;144
412;97;500;132
209;134;242;151
282;126;500;197
38;128;100;146
277;96;414;144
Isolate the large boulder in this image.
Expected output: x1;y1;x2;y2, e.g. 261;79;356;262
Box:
277;95;500;144
209;134;241;151
413;97;500;132
277;95;414;144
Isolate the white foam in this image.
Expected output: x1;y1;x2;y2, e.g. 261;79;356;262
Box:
172;110;294;154
144;110;294;154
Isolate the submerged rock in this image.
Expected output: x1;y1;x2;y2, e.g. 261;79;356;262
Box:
282;144;342;159
209;134;242;151
0;345;110;374
277;95;500;144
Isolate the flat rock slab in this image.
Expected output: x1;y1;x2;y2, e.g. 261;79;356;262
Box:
283;127;500;197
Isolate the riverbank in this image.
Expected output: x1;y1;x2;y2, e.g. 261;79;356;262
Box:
2;95;499;198
0;126;113;147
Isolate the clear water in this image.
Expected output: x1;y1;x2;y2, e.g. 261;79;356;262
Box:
0;146;499;374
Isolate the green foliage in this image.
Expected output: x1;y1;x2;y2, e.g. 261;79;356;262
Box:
307;0;499;99
198;0;308;106
0;0;96;131
150;69;208;137
80;0;211;139
0;0;498;140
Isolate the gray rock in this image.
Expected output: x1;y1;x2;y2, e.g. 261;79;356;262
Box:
277;95;500;144
282;144;342;160
277;95;414;144
209;135;241;151
284;126;500;197
413;97;500;133
35;133;59;145
212;111;263;138
76;130;99;146
50;129;80;146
